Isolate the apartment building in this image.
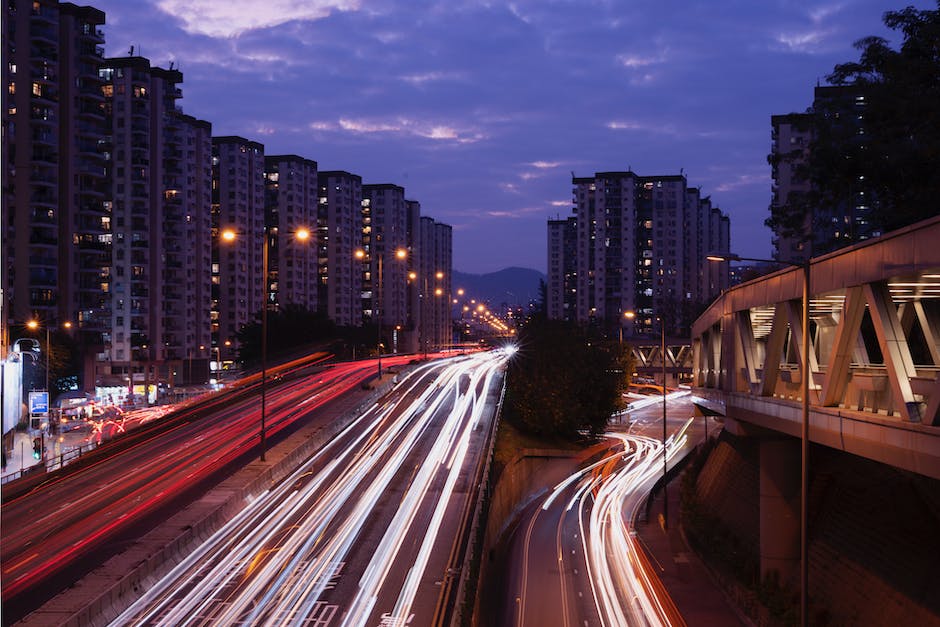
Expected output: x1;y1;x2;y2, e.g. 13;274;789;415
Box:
316;171;363;327
3;0;109;347
212;136;265;360
264;155;318;311
546;216;576;321
100;56;212;382
769;85;879;263
362;184;410;332
550;170;730;337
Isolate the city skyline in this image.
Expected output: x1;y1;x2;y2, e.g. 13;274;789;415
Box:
87;0;933;274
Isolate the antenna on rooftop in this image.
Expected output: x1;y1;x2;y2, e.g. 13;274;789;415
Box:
128;45;134;56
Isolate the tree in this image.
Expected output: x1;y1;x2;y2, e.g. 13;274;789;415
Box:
766;5;940;248
235;304;381;367
504;318;632;440
235;304;338;367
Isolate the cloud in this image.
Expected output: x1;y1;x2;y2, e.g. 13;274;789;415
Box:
311;117;486;143
772;2;848;54
713;173;767;193
616;52;667;68
399;71;465;85
774;30;831;53
528;161;560;169
485;206;546;219
549;200;570;207
155;0;361;38
606;120;678;135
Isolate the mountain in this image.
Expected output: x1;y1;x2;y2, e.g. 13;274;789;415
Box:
452;267;545;307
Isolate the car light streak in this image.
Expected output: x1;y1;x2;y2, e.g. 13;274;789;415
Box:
1;355;414;604
110;350;509;626
527;415;693;627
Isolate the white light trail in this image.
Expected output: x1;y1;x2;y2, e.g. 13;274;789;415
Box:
111;351;508;626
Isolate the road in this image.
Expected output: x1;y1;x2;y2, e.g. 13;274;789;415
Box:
504;392;697;627
109;349;509;626
0;353;419;619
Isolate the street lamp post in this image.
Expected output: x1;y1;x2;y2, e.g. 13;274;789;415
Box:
661;315;668;529
222;225;309;463
357;247;406;380
709;252;811;627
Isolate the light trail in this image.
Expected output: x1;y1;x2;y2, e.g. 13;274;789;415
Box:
525;410;694;627
1;354;413;606
110;348;511;626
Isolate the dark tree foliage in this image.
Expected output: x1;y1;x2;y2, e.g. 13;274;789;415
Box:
236;304;376;367
766;5;940;243
504;318;632;441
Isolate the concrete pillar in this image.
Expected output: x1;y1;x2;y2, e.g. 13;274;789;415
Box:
759;437;800;586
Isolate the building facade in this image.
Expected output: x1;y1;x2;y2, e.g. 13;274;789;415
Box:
362;184;410;332
550;170;730;338
3;0;109;348
546;216;577;321
264;155;318;311
316;171;363;327
770;85;879;263
212;136;265;360
99;56;213;390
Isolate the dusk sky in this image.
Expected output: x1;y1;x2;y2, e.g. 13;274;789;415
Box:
91;0;932;274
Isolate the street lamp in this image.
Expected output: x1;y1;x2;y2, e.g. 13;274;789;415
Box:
709;251;810;627
620;310;635;344
222;225;310;463
660;314;667;529
356;246;406;380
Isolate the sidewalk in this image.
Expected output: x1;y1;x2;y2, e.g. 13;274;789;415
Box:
2;425;98;484
634;477;749;626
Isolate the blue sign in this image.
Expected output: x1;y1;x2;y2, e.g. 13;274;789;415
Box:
29;391;49;415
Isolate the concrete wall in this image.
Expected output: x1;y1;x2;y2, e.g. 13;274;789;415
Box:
691;430;940;625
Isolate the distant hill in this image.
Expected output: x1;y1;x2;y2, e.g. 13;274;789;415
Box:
452;267;545;307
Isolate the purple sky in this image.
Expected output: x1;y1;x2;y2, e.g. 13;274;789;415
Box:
90;0;932;274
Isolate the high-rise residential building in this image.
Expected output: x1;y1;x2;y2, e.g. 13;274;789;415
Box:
362;184;410;333
416;215;453;351
769;85;879;263
430;220;452;349
3;0;109;350
547;216;577;321
99;56;213;387
316;171;363;327
550;170;730;337
212;136;265;360
264;155;317;311
166;114;213;374
769;113;813;263
403;199;422;353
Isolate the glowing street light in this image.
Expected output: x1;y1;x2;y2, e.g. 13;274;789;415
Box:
356;246;407;379
221;225;310;462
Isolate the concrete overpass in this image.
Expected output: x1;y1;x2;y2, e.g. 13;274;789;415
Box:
691;215;940;582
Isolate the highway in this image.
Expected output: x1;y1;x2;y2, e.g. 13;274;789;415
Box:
0;353;418;618
109;348;509;626
506;393;696;627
